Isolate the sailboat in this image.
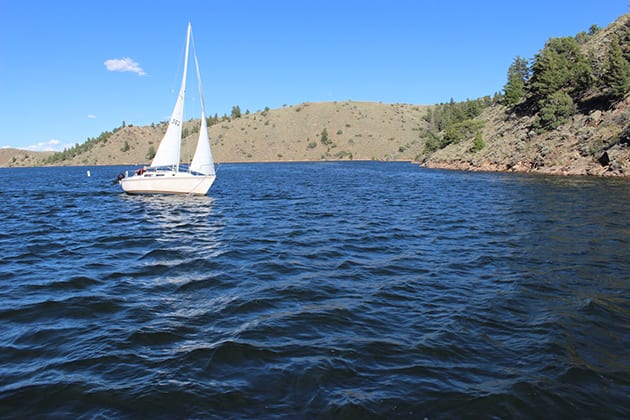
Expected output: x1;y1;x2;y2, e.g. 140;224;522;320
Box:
119;23;216;195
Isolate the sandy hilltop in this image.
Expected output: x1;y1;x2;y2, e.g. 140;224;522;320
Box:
3;14;629;176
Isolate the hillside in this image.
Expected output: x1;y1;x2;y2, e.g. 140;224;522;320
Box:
4;101;431;167
4;93;626;175
0;148;53;167
424;95;630;176
3;14;629;176
423;13;630;176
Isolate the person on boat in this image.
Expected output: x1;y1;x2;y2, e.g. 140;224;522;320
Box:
135;167;146;175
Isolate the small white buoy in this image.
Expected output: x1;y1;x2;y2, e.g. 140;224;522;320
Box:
86;170;91;177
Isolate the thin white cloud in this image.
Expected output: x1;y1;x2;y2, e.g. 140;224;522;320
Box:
87;114;97;119
25;139;71;152
104;57;147;76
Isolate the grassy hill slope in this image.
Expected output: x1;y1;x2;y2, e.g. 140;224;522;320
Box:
0;148;53;167
5;101;430;167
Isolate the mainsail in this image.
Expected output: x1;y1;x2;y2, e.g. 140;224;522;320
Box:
150;23;191;169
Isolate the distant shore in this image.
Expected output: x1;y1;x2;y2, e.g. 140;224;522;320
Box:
4;158;629;178
420;159;630;177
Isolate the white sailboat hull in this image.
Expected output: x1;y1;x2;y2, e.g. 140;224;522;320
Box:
120;170;216;195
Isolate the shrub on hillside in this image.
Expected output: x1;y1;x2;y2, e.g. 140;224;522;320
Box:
470;131;485;153
534;91;576;132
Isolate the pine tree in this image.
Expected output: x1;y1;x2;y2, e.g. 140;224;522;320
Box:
528;37;592;107
320;128;331;145
470;130;485;153
588;24;600;35
503;56;530;106
146;145;156;160
535;91;576;131
604;36;630;101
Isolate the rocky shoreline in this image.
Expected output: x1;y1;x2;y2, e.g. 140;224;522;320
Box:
421;157;630;177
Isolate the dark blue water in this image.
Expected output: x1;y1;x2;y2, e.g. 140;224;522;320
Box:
1;162;629;418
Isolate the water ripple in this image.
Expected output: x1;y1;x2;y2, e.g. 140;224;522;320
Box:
0;163;629;418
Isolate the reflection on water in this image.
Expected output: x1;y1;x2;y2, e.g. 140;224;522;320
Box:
124;194;219;239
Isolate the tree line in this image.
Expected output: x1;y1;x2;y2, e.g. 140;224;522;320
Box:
422;96;496;154
503;22;630;131
41;127;122;164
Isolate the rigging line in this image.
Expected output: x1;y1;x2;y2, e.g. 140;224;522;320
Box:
189;23;205;113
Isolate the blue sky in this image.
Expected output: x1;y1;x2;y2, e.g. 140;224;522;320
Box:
0;1;627;151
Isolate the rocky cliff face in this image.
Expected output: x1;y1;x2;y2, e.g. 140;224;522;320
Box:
424;95;630;176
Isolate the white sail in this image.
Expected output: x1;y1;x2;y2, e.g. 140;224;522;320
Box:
190;43;215;176
190;113;215;175
150;23;192;169
119;22;216;196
